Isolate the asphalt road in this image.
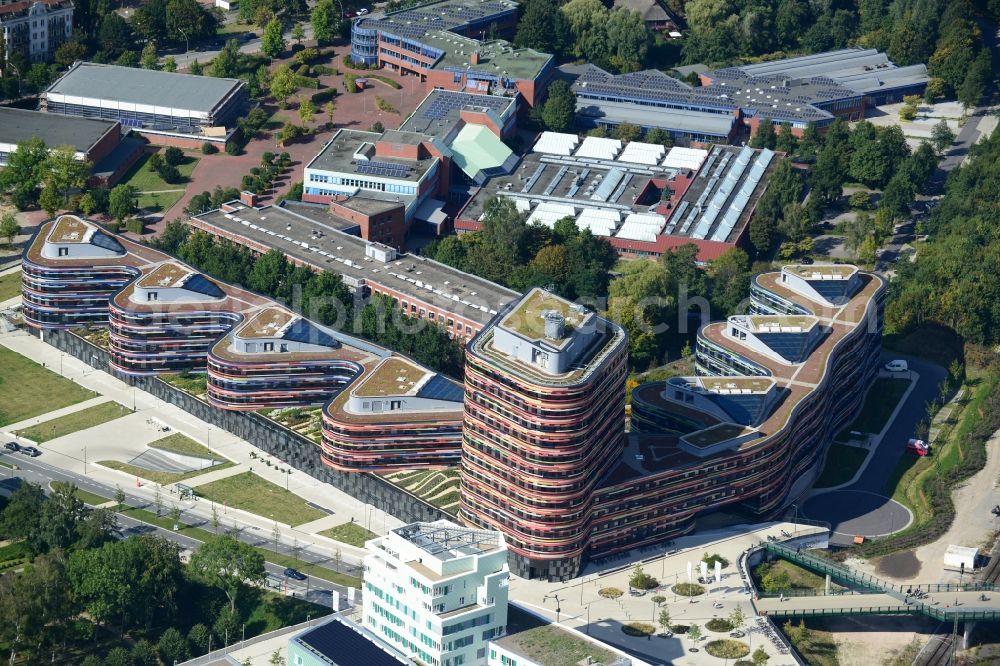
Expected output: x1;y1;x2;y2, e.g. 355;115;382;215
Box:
0;452;354;608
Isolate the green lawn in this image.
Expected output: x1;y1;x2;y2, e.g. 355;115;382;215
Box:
814;444;870;488
149;432;224;460
0;270;21;301
840;377;909;435
160;372;208;397
98;458;234;486
70;487;112;506
120;150;199;212
318;522;377;547
502;605;615;666
194;472;327;526
16;401;132;442
0;347;97;426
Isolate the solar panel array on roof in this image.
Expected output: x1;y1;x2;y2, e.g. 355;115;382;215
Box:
709;148;774;242
417;373;464;402
690;146;753;240
282;318;342;349
296;617;413;666
357;160;413;178
616;212;665;242
531;131;579;155
662;146;709;171
574;136;622;160
617;141;665;166
182;274;225;299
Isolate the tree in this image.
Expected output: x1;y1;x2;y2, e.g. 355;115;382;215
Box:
541;80;575;133
291;22;305;46
54;40;88;68
752;646;770;666
0;136;48;210
262;18;285;58
188;534;266;613
210;39;241;78
750;118;776;149
629;565;657;590
729;605;747;634
761;567;792;594
141;41;160;70
614;122;642;143
324;100;336;125
958;51;992;111
270;64;297;106
515;0;569;56
298;97;315;124
163;146;184;166
108;184;138;223
42;144;92;209
931;119;956;153
924;77;946;104
778;202;809;242
214;605;240;646
0;212;18;246
657;608;671;634
104;648;132;666
775;122;797;154
163;55;177;72
311;0;339;45
132;639;158;666
688;623;702;645
605;9;649;72
0;482;45;543
270;651;287;666
899;94;920;121
166;0;216;49
99;13;134;58
188;624;212;656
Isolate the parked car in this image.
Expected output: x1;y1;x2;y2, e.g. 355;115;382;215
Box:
19;446;41;457
3;442;20;452
799;256;815;265
284;567;307;581
906;438;929;457
885;359;908;372
357;7;369;13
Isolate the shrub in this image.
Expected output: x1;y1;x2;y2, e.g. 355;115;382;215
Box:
622;622;656;637
671;624;690;634
225;142;241;156
201;142;219;155
344;72;358;93
313;64;336;76
706;618;734;632
163;146;184;166
148;151;163;171
673;582;705;596
599;587;624;600
848;191;872;209
311;88;337;105
629;565;659;590
702;552;730;569
158;163;182;184
125;218;145;234
705;639;750;659
368;73;402;89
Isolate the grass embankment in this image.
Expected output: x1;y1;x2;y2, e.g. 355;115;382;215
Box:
100;433;234;485
71;487;112;506
194;472;326;526
318;522;377;547
0;270;21;301
838;377;910;436
160;372;208;397
852;367;998;559
780;619;841;666
0;347;97;426
17;401;131;442
814;444;870;488
753;559;841;593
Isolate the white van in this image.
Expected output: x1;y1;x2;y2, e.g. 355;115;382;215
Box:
885;360;908;373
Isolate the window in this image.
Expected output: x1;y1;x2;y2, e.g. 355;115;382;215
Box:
57;247;68;256
147;291;158;301
263;342;274;352
390;400;401;410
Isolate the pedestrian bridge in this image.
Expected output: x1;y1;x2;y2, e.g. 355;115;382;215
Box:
751;542;1000;622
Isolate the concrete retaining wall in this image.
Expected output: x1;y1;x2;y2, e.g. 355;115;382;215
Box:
37;327;450;526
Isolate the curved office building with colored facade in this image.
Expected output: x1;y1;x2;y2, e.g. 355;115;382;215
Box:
460;288;629;579
458;268;883;579
23;215;465;466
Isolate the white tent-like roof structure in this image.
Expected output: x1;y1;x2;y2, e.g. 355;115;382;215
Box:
527;202;577;227
617;141;666;165
574;136;622;160
662;146;709;171
531;131;579;156
615;212;666;242
575;207;619;236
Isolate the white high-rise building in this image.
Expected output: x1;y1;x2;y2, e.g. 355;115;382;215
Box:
363;520;509;666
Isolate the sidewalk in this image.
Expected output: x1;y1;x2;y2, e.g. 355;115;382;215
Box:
0;329;395;564
0;395;112;435
509;521;818;666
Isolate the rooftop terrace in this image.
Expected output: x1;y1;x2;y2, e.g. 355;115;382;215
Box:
353;357;428;397
237;307;295;339
394;520;503;560
136;263;192;288
495;605;621;666
48;216;95;244
683;423;755;448
499;288;591;343
785;263;858;279
399;89;517;136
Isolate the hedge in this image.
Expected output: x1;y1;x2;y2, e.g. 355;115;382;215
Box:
367;74;402;89
311;88;337;105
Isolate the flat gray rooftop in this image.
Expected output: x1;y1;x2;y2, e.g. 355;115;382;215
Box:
0;107;116;152
45;62;244;114
307;129;436;182
194;202;518;324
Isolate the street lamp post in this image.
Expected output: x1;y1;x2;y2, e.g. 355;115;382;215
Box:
792;503;798;535
543;594;563;623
